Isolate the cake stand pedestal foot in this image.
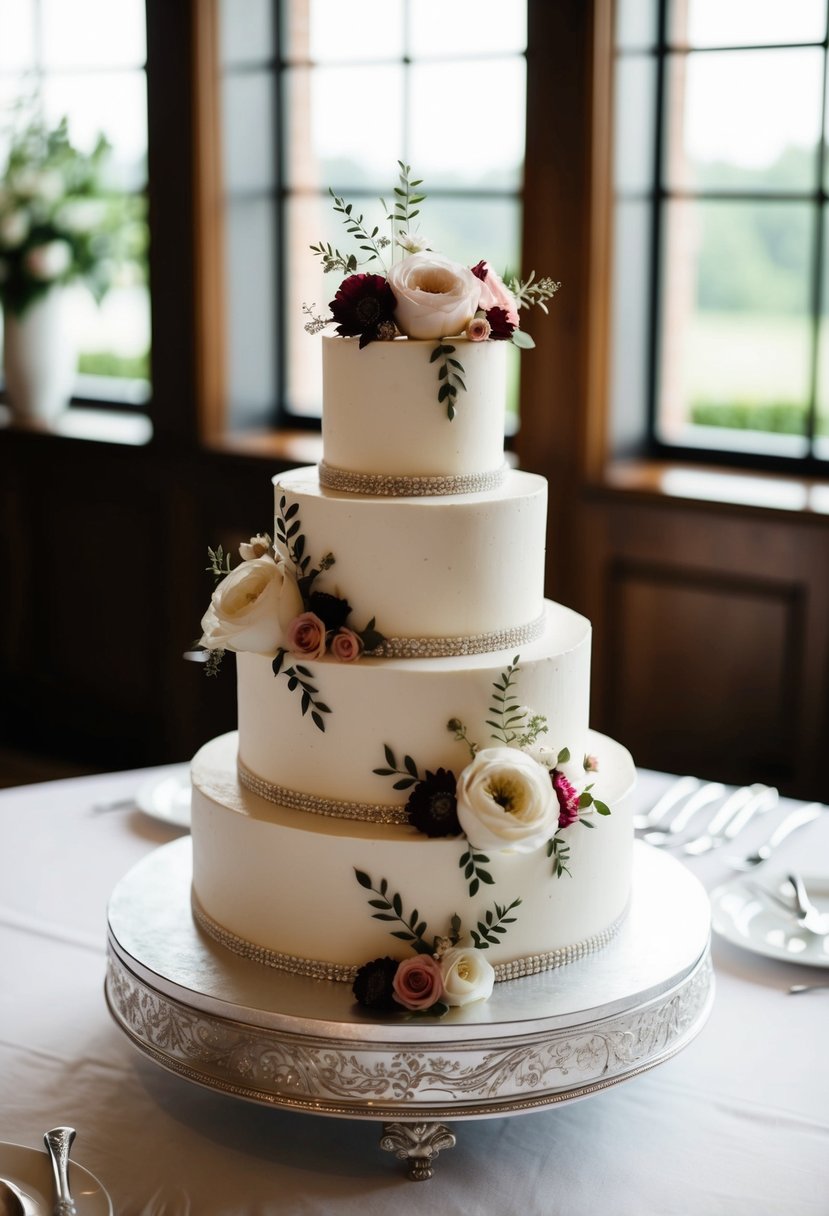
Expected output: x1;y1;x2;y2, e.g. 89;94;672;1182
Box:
379;1121;457;1180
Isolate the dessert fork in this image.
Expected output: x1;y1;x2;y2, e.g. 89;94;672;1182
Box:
749;874;829;936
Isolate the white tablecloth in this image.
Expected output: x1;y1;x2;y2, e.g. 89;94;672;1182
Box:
0;764;827;1215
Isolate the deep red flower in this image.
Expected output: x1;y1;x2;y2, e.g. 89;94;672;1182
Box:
470;260;489;282
485;306;516;341
552;769;580;829
329;273;397;347
406;768;461;838
352;956;401;1010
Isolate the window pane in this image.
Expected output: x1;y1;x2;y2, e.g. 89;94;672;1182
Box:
222;71;275;193
614;53;658;194
409;59;525;190
41;72;147;189
225;198;277;424
283;64;403;192
671;0;826;48
657;200;812;454
0;0;35;70
665;48;822;192
41;0;146;67
616;0;659;50
409;0;526;56
610;199;653;451
282;0;404;63
220;0;274;67
814;211;829;460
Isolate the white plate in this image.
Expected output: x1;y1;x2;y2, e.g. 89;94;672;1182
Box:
710;873;829;967
135;764;191;829
0;1142;112;1216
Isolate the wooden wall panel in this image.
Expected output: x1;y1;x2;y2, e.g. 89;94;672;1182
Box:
605;562;803;787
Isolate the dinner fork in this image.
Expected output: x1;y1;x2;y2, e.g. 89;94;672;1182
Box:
749;874;829;936
639;782;726;845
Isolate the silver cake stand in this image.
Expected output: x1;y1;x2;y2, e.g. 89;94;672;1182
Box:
105;840;713;1180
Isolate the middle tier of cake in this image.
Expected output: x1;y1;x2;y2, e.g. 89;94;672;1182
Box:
273;465;547;644
237;600;591;814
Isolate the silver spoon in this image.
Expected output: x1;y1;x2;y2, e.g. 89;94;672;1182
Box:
43;1127;77;1216
0;1178;36;1216
787;873;829;936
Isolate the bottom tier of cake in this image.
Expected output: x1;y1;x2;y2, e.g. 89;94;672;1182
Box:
191;731;636;982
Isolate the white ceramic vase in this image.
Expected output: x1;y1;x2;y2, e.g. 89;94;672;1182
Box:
3;287;77;422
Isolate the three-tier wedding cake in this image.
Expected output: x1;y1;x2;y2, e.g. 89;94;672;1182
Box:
190;169;635;1016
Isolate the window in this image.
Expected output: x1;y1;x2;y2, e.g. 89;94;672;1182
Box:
0;0;149;407
218;0;527;430
612;0;829;468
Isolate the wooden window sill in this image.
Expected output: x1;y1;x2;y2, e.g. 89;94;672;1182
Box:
600;459;829;518
0;405;153;447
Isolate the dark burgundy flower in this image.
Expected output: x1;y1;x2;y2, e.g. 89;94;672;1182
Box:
307;590;351;632
352;956;401;1010
407;768;461;838
330;273;397;348
552;768;580;829
470;260;489;282
485;305;516;341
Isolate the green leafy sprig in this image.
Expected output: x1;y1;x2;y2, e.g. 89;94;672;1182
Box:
354;870;434;955
508;271;562;314
204;648;225;678
330;188;391;269
272;650;331;732
206;544;233;583
384;160;426;241
446;717;478;760
459;845;494;898
547;833;572;878
430;342;467;420
373;745;421;791
485;655;548;747
309;241;359;276
579;784;611;820
470;898;522;949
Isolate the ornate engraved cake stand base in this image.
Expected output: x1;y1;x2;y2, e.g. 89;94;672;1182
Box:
105;840;713;1180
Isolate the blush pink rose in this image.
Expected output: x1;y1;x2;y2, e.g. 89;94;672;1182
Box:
287;611;327;659
471;260;519;327
466;315;491;342
392;954;445;1011
330;627;363;662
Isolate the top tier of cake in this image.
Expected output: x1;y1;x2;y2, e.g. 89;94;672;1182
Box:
321;335;507;489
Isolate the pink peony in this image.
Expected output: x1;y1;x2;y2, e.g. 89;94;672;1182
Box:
330;626;363;662
552;768;580;829
471;260;519;327
466;315;491;342
392;954;445;1011
287;611;327;659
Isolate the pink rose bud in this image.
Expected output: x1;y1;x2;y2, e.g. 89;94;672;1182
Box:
287;611;327;659
583;754;599;773
330;627;363;662
392;954;445;1011
466;315;491;342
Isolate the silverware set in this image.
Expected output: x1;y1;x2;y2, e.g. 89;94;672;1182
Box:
636;778;826;866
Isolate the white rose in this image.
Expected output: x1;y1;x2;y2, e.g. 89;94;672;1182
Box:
456;746;557;854
439;947;495;1007
386;251;481;339
0;209;30;249
24;239;73;281
199;555;303;655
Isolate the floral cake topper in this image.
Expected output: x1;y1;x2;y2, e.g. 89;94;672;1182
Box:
303;162;560;418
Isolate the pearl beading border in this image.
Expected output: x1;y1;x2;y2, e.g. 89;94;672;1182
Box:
319;460;507;497
364;613;545;660
191;895;627;984
237;758;410;825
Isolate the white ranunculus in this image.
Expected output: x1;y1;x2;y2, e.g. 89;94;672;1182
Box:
0;208;30;250
456;746;557;854
386;251;481;339
439;947;495;1007
238;532;272;561
24;239;73;281
200;555;303;655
